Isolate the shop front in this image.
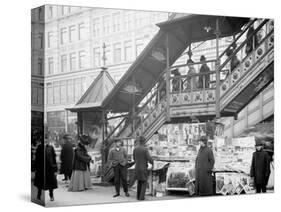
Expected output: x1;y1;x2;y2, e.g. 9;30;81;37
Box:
133;121;274;197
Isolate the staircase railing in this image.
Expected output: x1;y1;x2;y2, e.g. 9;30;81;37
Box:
117;76;167;138
167;18;274;107
219;19;274;97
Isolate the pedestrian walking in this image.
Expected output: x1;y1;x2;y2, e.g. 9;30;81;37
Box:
68;135;93;192
60;134;74;182
107;138;130;197
34;139;58;201
250;138;271;193
133;136;153;200
195;136;215;196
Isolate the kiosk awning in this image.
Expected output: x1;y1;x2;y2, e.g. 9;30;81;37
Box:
67;70;116;112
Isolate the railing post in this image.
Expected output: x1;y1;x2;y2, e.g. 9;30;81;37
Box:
166;33;171;122
132;76;136;139
101;110;106;182
215;18;221;119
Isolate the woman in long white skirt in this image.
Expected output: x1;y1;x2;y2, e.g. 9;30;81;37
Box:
68;135;92;191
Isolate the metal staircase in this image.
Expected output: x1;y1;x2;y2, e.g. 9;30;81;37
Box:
103;18;274;182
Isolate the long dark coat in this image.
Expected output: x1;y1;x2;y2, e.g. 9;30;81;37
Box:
72;143;91;171
34;144;58;190
60;141;74;176
195;146;215;196
250;150;270;185
133;145;153;181
198;64;210;89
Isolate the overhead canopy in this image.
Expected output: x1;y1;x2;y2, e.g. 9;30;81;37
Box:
67;69;116;112
102;15;250;113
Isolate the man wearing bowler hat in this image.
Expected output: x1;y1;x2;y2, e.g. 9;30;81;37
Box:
108;138;130;197
250;138;271;193
133;136;153;200
195;136;215;196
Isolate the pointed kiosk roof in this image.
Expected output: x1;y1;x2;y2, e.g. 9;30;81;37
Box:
67;69;116;112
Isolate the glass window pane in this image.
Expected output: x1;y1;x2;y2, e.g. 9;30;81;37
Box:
61;55;67;73
113;43;121;63
70;53;76;71
67;80;74;103
53;82;60;104
60;81;66;103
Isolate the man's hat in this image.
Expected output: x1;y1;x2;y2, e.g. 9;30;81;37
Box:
62;133;72;140
199;136;208;144
79;135;91;145
200;55;206;62
255;138;264;147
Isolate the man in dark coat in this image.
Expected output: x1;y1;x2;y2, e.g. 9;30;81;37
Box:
108;138;130;197
34;140;58;201
195;136;215;196
198;55;211;89
245;26;259;56
250;139;271;193
60;134;74;182
133;136;153;200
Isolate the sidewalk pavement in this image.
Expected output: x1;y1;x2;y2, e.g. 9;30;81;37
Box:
31;174;182;207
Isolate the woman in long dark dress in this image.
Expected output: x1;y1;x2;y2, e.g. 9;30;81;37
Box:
34;140;58;201
68;135;92;192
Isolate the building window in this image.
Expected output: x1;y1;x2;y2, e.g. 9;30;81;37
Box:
38;85;44;105
60;80;66;103
53;81;60;104
105;45;111;65
67;79;74;103
103;16;110;35
38;7;43;20
48;57;54;75
38;58;43;75
74;78;82;101
78;22;85;40
93;18;100;37
69;25;76;42
78;50;86;69
135;12;143;27
61;6;69;16
60;27;67;45
93;47;101;67
47;31;53;48
112;12;121;32
47;83;53;105
124;12;132;30
135;39;144;56
70;53;76;71
31;83;38;105
82;77;87;93
124;41;133;61
37;33;43;49
113;43;121;63
61;55;67;73
48;6;53;19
